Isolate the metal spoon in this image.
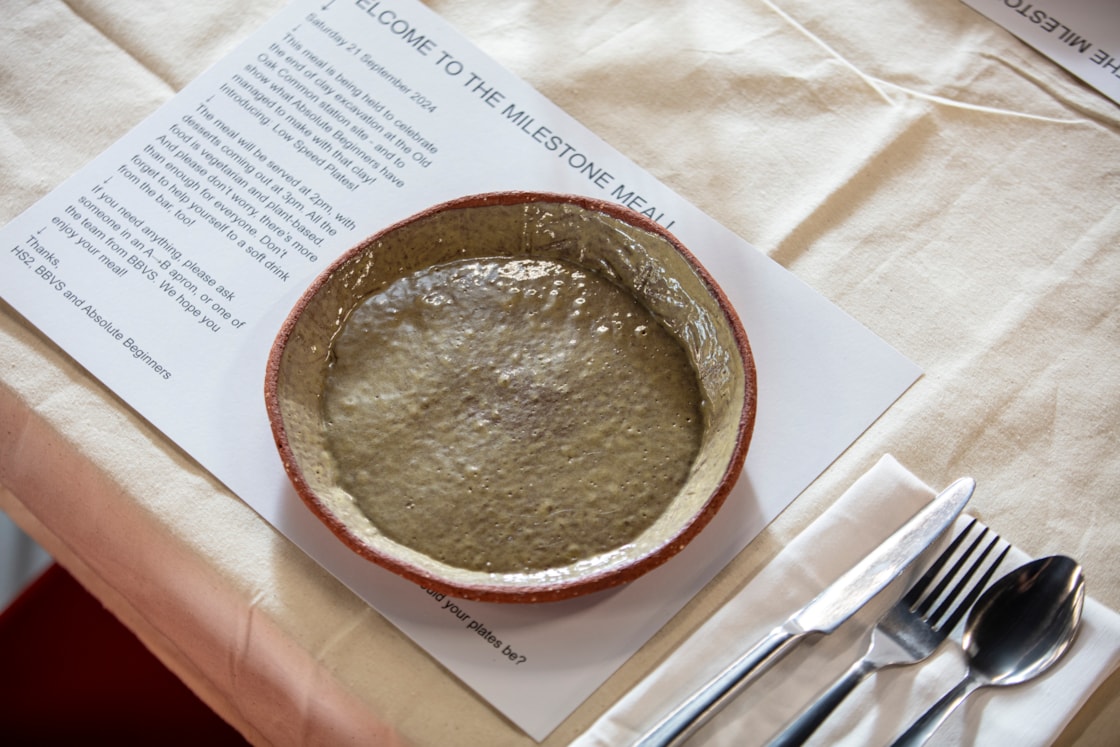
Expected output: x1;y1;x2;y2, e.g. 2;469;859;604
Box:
890;554;1085;746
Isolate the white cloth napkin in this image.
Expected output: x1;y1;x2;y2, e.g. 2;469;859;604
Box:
573;455;1120;746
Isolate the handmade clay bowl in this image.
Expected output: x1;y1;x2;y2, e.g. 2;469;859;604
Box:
265;192;756;603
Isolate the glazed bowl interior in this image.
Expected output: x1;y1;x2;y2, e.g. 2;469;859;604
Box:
266;193;755;602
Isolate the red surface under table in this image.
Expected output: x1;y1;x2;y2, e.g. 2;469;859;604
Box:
0;563;248;744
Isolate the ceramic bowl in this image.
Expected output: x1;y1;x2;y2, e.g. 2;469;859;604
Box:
265;192;756;602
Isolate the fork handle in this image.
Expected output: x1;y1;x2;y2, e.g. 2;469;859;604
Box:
766;657;876;747
633;625;801;747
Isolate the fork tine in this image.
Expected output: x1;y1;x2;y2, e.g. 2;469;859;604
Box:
901;517;978;608
912;522;995;617
933;540;1010;633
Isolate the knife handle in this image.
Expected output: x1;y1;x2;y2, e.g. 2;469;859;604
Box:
633;625;801;747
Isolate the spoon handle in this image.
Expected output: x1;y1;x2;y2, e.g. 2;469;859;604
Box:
889;675;980;747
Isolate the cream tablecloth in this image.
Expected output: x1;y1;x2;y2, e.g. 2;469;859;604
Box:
2;1;1118;744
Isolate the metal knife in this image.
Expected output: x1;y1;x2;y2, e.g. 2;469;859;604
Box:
633;477;976;747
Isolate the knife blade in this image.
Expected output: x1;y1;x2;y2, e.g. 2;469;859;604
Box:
633;476;976;747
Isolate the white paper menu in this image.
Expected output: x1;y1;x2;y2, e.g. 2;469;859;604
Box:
961;0;1120;106
0;0;921;740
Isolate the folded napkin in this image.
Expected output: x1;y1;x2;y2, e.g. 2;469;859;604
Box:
573;455;1120;746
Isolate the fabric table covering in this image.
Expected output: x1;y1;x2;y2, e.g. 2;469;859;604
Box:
2;1;1118;744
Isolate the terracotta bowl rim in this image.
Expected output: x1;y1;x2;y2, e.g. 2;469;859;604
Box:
264;190;757;603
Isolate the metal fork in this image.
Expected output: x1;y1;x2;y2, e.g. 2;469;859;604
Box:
766;518;1009;747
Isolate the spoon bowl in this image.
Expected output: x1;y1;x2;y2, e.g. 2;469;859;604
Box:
962;554;1085;685
891;554;1086;746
